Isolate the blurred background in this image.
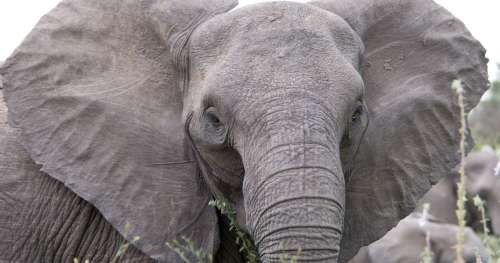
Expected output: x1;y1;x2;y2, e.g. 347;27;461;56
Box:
3;0;497;150
470;63;500;152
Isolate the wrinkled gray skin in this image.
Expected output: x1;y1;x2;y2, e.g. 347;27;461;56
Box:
0;0;489;262
417;147;500;235
348;215;489;263
0;93;154;262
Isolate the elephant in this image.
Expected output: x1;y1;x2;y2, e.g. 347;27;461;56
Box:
348;214;488;263
352;147;500;263
0;0;489;262
416;146;500;235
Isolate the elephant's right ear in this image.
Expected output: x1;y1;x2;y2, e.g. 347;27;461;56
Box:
0;0;237;261
310;0;489;261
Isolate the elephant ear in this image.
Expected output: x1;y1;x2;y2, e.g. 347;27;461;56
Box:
310;0;489;260
0;0;237;261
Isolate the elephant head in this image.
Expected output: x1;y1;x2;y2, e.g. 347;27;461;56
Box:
465;147;500;235
0;0;489;262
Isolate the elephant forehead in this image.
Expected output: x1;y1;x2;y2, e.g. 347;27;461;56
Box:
188;1;364;105
191;1;362;66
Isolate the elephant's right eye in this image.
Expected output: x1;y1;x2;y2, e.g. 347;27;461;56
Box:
351;103;363;122
202;107;228;146
204;107;224;128
206;110;221;125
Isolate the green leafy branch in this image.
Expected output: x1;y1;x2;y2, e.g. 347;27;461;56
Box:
209;199;260;263
166;237;214;263
167;198;302;263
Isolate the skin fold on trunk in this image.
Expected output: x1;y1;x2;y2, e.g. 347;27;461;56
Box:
239;111;346;262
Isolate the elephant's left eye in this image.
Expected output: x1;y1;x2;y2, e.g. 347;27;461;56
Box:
352;103;363;122
206;110;222;126
202;107;228;145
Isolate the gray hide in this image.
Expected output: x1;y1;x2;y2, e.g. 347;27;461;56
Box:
0;0;489;262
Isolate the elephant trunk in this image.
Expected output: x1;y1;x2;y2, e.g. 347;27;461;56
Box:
243;139;345;262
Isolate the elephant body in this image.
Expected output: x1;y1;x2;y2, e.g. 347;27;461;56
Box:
0;0;489;262
348;215;488;263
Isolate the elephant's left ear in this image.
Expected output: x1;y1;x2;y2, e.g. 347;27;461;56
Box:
310;0;489;261
0;0;237;261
